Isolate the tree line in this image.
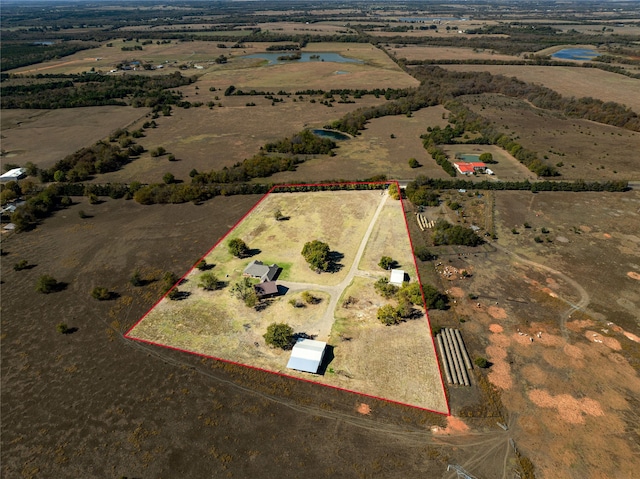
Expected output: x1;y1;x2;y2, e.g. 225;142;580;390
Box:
1;71;193;109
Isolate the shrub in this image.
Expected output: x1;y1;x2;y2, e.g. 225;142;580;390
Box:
57;323;69;334
475;357;489;368
374;277;398;299
198;272;220;291
408;157;420;168
415;246;436;262
130;269;143;286
302;291;318;304
378;256;396;270
13;260;29;271
228;238;249;258
36;275;60;294
377;304;400;325
163;172;175;184
196;260;207;270
168;288;181;300
263;322;293;349
91;287;111;300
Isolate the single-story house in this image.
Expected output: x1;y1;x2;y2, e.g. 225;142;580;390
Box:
389;269;406;286
243;260;280;282
286;338;327;374
453;162;487;176
0;168;27;182
254;280;279;298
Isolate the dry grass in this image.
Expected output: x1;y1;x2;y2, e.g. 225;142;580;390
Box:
0;106;147;169
128;189;448;412
460;94;640;180
387;45;522;62
442;64;640;113
441;145;538;181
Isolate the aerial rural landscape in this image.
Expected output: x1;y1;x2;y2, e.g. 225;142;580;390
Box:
1;1;639;478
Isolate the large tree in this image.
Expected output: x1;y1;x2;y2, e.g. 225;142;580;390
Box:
228;238;249;258
301;240;331;272
263;323;294;349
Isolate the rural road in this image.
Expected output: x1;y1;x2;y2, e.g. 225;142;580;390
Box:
279;191;389;340
490;242;590;340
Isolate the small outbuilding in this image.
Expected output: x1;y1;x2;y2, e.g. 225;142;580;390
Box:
286;338;326;374
0;168;26;182
389;269;406;286
254;280;279;298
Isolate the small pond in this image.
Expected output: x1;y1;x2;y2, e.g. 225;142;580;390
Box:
312;129;351;141
243;52;363;65
551;48;599;61
457;154;480;162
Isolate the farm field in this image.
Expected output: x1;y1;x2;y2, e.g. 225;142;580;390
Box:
459;94;640;181
92;95;390;184
0;106;147;169
387;45;522;62
127;188;448;412
3;2;640;478
442;64;640;113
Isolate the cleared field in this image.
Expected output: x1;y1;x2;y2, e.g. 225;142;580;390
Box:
0;106;147;169
92;95;390;184
247;105;451;184
459;94;640;181
429;190;640;478
387;45;522;62
201;43;419;92
255;21;356;35
127;189;448;412
441;64;640;113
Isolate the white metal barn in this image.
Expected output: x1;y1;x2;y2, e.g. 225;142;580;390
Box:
286;338;326;374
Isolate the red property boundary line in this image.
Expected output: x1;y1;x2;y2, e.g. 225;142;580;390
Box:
124;181;450;416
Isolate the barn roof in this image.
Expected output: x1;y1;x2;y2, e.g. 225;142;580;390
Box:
286;338;326;374
389;269;405;286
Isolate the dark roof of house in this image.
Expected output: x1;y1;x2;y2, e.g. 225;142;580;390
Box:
254;281;278;297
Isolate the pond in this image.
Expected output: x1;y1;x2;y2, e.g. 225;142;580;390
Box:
551;48;599;61
242;52;363;65
457;154;480;162
312;129;351;141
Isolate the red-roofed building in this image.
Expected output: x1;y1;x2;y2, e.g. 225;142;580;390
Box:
453;162;487;175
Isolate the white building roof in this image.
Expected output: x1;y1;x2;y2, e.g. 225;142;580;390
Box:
0;168;26;182
286;338;326;374
389;269;405;286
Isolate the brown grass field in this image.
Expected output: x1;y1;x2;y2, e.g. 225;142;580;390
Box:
459;94;640;181
406;188;640;478
387;45;522;62
0;107;147;169
127;189;448;412
3;28;640;479
442;64;640;113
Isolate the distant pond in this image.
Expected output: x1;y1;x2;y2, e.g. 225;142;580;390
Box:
243;52;363;65
312;129;351;141
551;48;599;61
